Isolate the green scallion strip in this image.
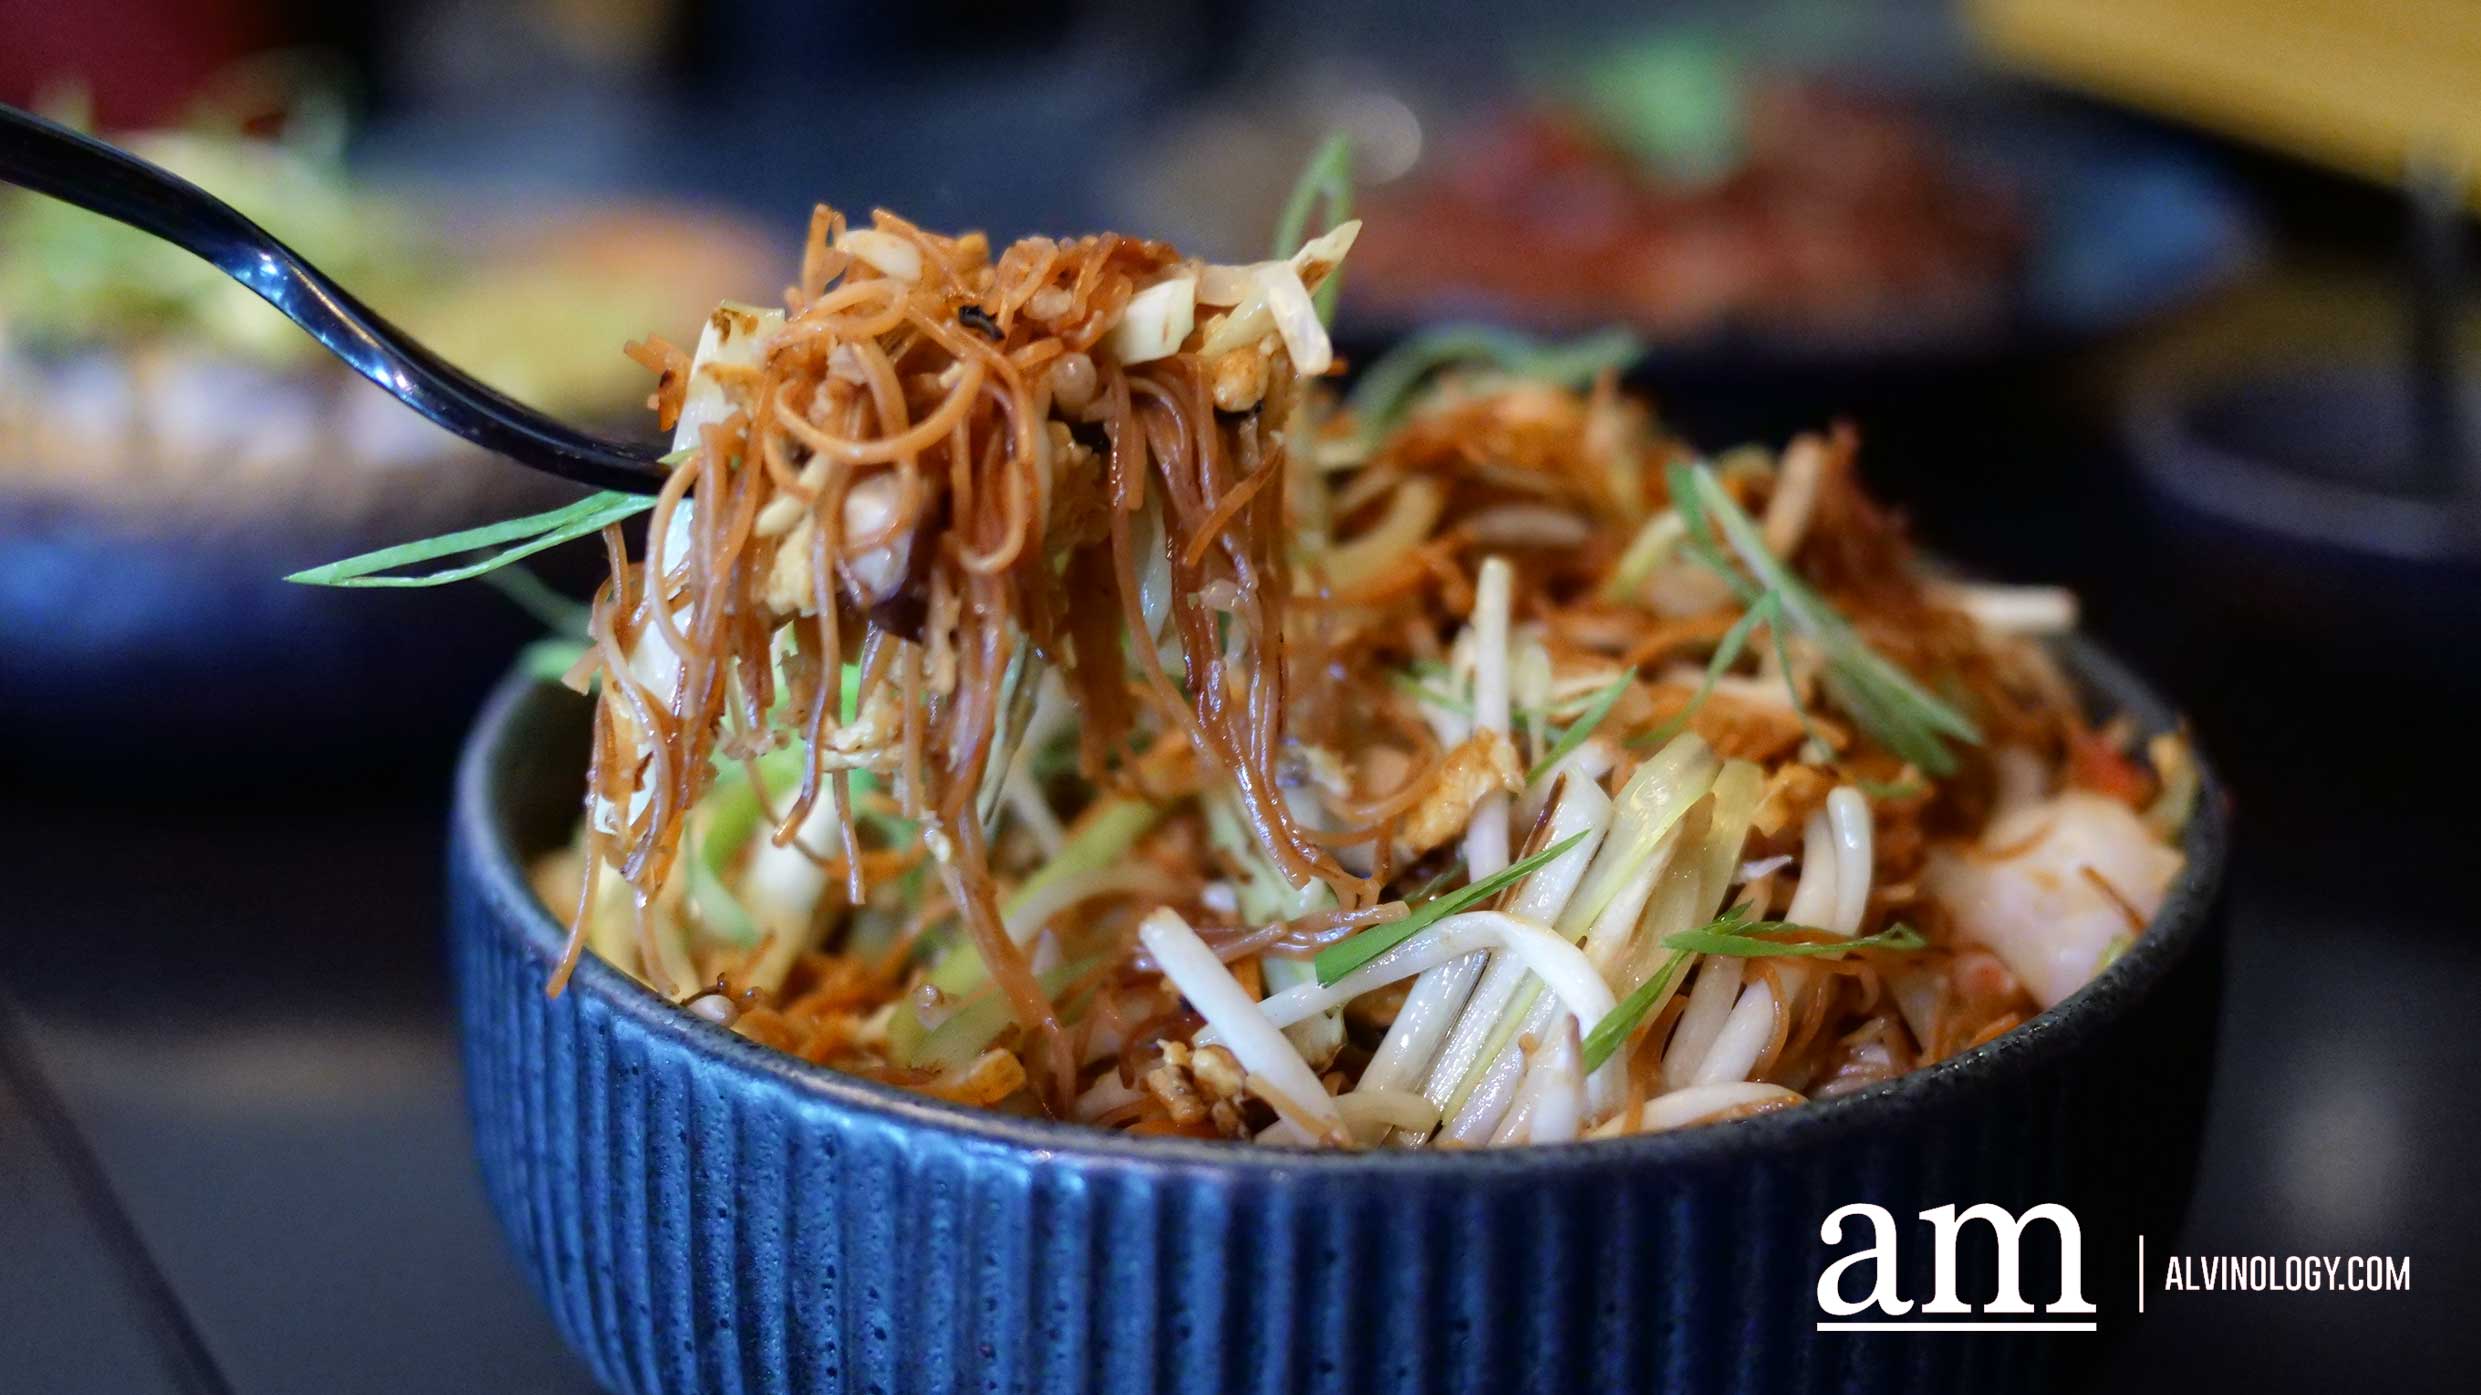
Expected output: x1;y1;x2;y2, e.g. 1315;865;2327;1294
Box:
1314;830;1589;985
886;796;1165;1065
998;797;1162;928
1600;510;1686;604
1668;472;1759;604
1390;670;1471;716
684;845;762;948
1391;668;1556;727
1766;614;1832;759
697;748;809;879
285;489;657;589
1666;461;1980;774
911;952;1115;1072
1270;132;1354;321
1631;591;1780;751
1580;946;1694;1072
1663;920;1926;960
1346;324;1644;444
1528;667;1635;783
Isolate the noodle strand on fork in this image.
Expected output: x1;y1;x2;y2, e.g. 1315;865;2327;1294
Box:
516;198;2174;1141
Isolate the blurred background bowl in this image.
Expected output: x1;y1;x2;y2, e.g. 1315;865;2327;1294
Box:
0;100;778;777
1111;14;2257;452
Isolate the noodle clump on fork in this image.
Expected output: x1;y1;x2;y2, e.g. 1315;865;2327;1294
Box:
507;200;2193;1146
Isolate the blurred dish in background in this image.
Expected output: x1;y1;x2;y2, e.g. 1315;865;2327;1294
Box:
0;72;775;774
1122;33;2257;382
1351;67;2025;345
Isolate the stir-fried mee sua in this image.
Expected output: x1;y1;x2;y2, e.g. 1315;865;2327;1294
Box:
502;204;2195;1148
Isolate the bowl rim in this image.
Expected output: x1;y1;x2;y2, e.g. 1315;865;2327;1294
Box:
454;633;2226;1179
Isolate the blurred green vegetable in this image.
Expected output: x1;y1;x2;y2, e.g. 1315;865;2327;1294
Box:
0;114;421;364
1571;33;1748;187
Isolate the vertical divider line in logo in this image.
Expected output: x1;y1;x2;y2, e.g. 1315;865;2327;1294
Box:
2138;1235;2146;1316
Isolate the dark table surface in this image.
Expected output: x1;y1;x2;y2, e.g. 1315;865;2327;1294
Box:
6;412;2476;1394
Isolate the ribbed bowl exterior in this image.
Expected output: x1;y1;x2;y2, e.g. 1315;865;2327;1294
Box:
451;641;2227;1395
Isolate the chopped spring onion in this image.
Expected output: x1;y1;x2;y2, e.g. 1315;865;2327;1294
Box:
1390;670;1471;715
1229;910;1611;1045
885;795;1163;1065
286;489;660;588
1857;775;1928;802
1270;132;1354;321
1631;591;1781;751
1527;667;1634;784
1415;781;1613;1123
1206;795;1340;1062
1203;796;1324;923
1002;798;1163;932
695;748;805;875
1765;614;1832;761
1662;908;1926;960
1428;754;1697;1122
1391;669;1559;728
1579;944;1696;1073
1558;732;1717;939
1601;509;1686;604
684;844;762;948
1669;461;1981;775
284;457;689;589
1345;325;1645;445
1313;830;1589;985
912;952;1113;1072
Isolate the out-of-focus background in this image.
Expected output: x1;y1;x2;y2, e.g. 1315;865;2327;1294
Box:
1;2;2473;1392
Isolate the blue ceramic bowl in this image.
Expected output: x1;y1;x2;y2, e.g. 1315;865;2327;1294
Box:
450;638;2227;1395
